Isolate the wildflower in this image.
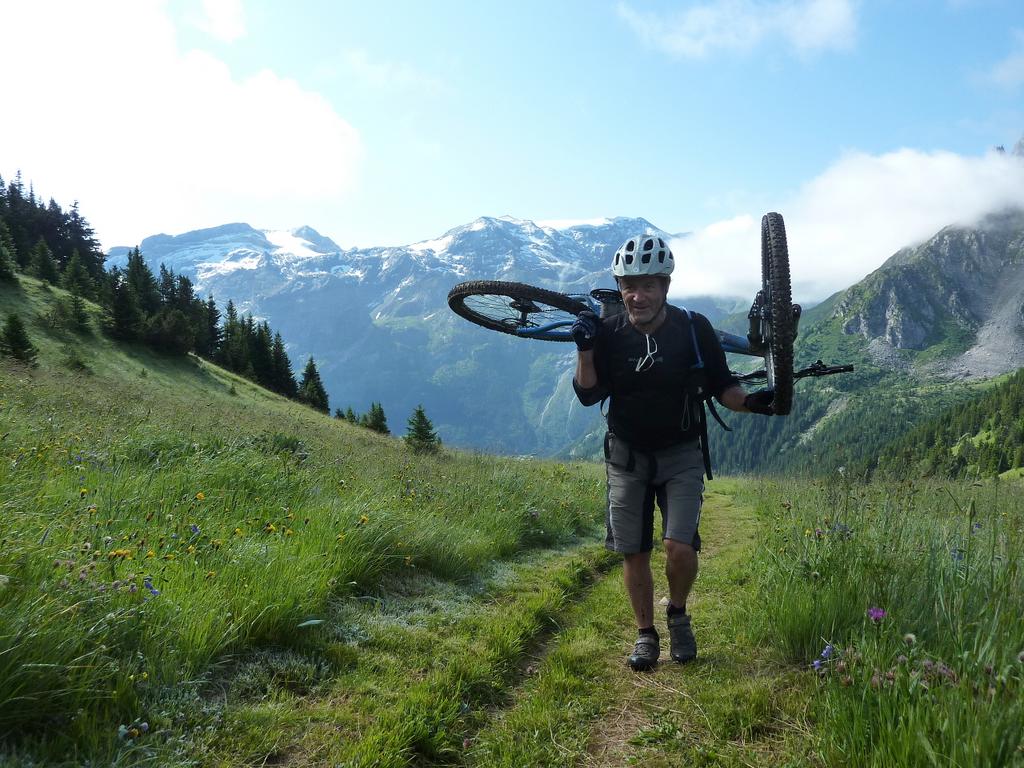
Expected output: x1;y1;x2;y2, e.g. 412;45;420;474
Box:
404;555;413;567
205;571;216;580
821;644;835;660
195;492;205;501
804;528;813;537
233;527;243;536
284;528;294;536
870;673;881;689
187;545;196;554
951;548;965;562
163;553;175;560
143;577;159;596
80;487;88;498
264;523;277;533
358;515;369;526
336;532;346;542
903;633;916;646
190;524;200;536
88;505;97;514
146;550;155;558
211;539;222;549
841;675;852;687
972;522;982;532
867;607;886;623
812;659;824;671
896;655;908;665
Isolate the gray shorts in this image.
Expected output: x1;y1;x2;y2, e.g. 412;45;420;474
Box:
604;433;704;554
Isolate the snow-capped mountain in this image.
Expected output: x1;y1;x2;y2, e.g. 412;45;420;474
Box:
109;216;742;456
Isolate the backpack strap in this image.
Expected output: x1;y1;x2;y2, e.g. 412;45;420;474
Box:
681;308;730;480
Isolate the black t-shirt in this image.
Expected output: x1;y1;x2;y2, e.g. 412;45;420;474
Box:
573;305;738;451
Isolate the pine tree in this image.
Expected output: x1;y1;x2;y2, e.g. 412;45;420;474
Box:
31;237;59;284
297;357;330;413
0;219;17;283
345;407;357;423
270;332;297;397
362;402;390;435
404;404;440;453
1;312;38;363
106;277;143;340
125;248;161;315
61;250;94;297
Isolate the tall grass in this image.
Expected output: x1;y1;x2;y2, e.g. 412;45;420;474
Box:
746;476;1024;766
0;292;605;762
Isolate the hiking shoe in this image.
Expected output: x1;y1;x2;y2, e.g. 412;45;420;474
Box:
628;633;660;671
667;612;697;663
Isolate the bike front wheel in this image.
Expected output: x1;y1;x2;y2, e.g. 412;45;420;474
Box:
447;281;588;342
760;212;795;415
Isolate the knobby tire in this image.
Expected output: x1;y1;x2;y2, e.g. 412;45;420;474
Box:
761;212;795;415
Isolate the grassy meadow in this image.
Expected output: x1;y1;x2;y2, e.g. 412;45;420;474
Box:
2;276;1023;766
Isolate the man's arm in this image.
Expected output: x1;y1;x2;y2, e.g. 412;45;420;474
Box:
575;349;598;390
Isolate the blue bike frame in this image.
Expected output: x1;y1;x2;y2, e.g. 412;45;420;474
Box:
513;293;761;357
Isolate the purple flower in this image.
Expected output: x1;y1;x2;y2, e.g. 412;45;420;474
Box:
190;524;200;536
821;644;834;659
812;659;823;670
867;607;886;623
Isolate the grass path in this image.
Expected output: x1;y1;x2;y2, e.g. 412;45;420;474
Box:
466;478;819;767
192;479;820;767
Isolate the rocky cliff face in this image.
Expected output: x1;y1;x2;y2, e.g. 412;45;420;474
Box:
831;208;1024;377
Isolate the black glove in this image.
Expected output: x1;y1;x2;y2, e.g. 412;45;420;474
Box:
571;310;600;351
744;389;775;415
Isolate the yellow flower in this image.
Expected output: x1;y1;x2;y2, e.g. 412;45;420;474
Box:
284;528;294;536
146;550;156;558
163;553;175;560
187;545;196;554
80;488;88;498
205;571;216;580
404;556;413;567
233;527;243;536
358;515;369;526
195;492;205;501
336;532;346;542
211;539;223;549
804;528;813;537
264;523;277;533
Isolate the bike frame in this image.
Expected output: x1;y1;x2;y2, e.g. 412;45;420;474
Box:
513;291;853;382
513;292;762;357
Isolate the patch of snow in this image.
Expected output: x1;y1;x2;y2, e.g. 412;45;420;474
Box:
263;229;324;261
409;234;454;253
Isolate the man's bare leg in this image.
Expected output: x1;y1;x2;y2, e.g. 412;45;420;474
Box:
623;550;654;628
663;538;698;610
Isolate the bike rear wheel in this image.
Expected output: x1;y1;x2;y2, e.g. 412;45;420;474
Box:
760;212;795;415
447;281;587;342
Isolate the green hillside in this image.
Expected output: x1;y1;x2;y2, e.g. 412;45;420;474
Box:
871;366;1024;478
0;277;607;764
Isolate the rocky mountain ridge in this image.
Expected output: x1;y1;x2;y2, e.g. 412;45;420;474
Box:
830;208;1024;378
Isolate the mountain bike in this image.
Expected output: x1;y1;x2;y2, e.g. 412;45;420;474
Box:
447;212;853;416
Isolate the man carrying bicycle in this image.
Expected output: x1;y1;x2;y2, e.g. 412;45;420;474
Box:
572;234;773;671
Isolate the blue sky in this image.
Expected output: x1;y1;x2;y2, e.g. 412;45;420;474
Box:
2;0;1024;299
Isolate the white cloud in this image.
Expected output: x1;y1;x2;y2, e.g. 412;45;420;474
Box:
195;0;247;42
0;1;361;248
618;0;856;58
671;148;1024;302
988;30;1024;88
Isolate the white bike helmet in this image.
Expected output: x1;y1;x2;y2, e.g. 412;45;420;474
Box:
612;234;674;277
